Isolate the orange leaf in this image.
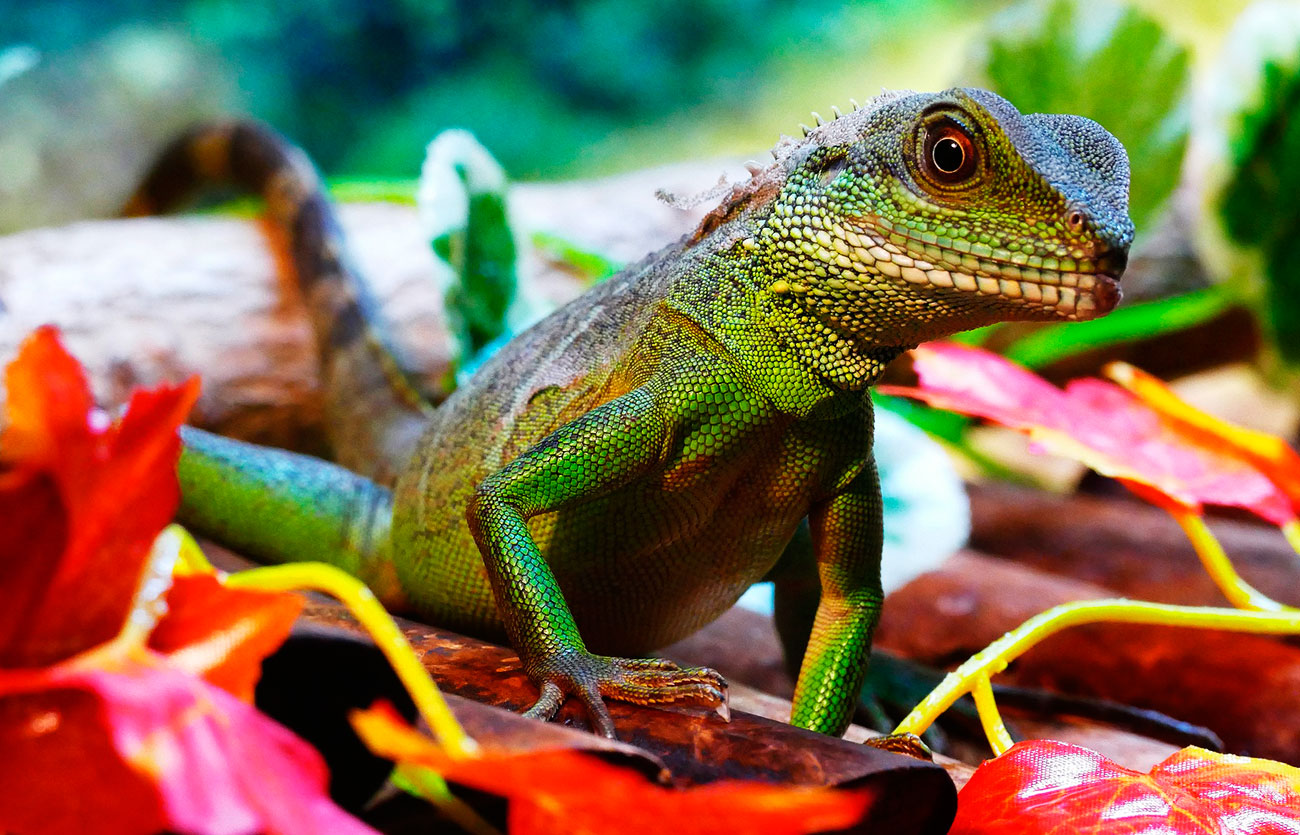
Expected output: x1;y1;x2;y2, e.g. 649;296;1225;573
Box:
1108;362;1300;508
353;702;877;835
879;343;1297;525
148;573;303;702
0;324;95;470
951;740;1300;834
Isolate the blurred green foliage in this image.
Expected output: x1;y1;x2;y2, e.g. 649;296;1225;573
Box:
971;0;1190;234
3;0;1003;231
1207;4;1300;364
5;0;993;182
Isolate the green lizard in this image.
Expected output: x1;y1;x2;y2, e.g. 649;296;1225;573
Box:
125;88;1132;739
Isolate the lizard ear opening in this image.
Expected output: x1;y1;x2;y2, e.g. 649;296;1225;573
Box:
816;153;849;186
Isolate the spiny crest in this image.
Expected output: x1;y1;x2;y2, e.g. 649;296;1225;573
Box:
795;89;918;141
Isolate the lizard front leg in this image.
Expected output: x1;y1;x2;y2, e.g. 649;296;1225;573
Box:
465;386;726;738
789;460;885;736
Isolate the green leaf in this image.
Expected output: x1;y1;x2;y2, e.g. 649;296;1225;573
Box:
418;130;523;380
1204;5;1300;362
530;231;624;285
1001;286;1238;369
327;179;418;205
968;0;1190;234
948;324;1003;347
873;393;1038;485
872;393;970;444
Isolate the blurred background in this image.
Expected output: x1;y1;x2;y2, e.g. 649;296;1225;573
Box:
0;0;1254;229
6;0;1300;393
7;0;1300;406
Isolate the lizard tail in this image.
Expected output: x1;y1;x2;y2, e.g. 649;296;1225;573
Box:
178;426;407;610
124;120;431;484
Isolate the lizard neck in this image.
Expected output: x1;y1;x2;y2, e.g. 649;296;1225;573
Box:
664;238;904;418
655;154;910;415
756;288;909;391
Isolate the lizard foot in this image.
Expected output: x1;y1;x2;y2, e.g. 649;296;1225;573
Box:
521;653;728;739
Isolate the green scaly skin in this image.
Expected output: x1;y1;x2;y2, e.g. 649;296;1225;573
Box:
129;89;1133;739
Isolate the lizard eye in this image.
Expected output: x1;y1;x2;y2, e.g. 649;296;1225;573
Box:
921;121;978;185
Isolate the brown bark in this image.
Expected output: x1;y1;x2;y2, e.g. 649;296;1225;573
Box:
968;482;1300;609
207;541;973;794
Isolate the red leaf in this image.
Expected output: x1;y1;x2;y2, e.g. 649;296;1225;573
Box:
0;656;377;835
951;740;1300;834
879;343;1297;525
0;327;373;834
0;687;166;835
149;573;303;702
354;702;877;835
0;326;201;666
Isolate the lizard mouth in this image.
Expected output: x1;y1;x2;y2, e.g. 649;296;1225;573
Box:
839;218;1124;321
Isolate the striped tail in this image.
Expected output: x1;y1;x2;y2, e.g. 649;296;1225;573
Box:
124;120;431;484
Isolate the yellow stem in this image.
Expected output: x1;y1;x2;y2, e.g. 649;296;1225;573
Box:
144;530;495;831
226;563;477;758
970;674;1013;756
1171;509;1291;612
893;598;1300;748
169;524;217;575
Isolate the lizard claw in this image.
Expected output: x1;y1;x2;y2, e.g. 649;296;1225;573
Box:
521;651;729;738
864;732;933;760
521;681;565;722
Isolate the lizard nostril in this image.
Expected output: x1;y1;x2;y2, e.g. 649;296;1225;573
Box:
1067;210;1086;232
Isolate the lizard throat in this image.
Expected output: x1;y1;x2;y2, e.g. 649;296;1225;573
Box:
761;290;909;391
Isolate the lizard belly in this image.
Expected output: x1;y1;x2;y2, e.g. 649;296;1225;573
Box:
540;499;796;654
394;417;849;652
534;430;842;654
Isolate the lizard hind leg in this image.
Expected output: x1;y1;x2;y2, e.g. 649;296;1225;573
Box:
124;120;432;484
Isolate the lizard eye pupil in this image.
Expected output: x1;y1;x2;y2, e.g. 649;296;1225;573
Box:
932;137;965;173
920;120;978;186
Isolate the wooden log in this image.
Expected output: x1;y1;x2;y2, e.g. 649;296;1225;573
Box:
207;541;965;804
300;600;954;797
297;602;960;835
968;482;1300;608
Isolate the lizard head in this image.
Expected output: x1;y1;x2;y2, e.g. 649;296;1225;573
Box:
753;87;1133;355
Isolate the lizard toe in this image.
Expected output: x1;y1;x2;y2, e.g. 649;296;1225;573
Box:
600;661;729;718
620;664;725;689
521;681;566;722
520;653;730;737
572;682;618;739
